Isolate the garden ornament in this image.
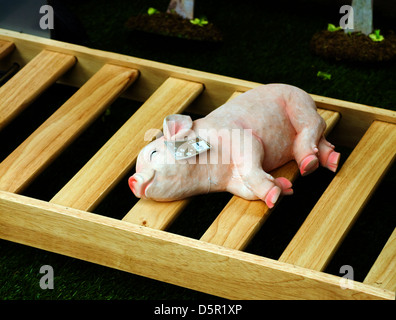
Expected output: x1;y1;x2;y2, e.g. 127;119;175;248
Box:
129;84;340;208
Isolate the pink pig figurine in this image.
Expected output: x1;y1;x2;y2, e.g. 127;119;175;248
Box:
129;84;340;208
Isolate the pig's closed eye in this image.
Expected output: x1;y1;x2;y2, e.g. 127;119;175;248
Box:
150;150;157;161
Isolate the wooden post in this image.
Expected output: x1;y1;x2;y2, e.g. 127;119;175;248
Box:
167;0;194;20
350;0;373;35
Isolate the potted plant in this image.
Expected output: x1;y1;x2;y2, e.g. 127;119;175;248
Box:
310;0;396;62
125;1;222;43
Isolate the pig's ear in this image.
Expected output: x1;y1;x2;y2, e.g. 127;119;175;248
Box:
163;114;193;140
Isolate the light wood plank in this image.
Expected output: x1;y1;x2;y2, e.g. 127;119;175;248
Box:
50;78;203;211
200;109;340;250
279;121;396;271
122;91;243;228
200;162;297;250
0;39;14;59
0;64;138;193
0;49;76;130
0;190;393;300
364;228;396;291
312;94;396;147
0;29;258;121
123;199;190;230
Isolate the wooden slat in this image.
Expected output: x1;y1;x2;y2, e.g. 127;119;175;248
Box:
0;40;14;59
200;162;296;250
279;120;396;271
364;228;396;291
200;109;340;250
50;77;203;211
123;199;190;229
0;190;393;300
0;50;76;130
0;64;138;193
122;91;243;228
311;94;396;148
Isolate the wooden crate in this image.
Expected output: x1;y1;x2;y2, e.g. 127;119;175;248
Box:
0;28;395;300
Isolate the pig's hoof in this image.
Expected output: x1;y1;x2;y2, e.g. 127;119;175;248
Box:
300;155;319;176
325;151;340;172
264;186;281;209
275;177;293;195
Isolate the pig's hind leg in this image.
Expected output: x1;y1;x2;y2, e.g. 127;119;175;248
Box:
290;113;324;175
317;137;340;172
295;130;340;175
284;87;335;175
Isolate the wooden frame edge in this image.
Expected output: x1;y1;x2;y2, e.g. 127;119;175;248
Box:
0;191;393;300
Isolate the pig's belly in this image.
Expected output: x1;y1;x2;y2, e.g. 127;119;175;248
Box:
257;121;296;172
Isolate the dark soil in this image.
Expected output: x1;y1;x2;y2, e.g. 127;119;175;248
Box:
310;30;396;62
125;12;223;43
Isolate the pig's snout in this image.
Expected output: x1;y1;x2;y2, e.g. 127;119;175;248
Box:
128;169;155;198
128;176;140;196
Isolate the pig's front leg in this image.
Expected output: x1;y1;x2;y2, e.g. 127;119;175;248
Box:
242;169;291;208
228;170;293;207
229;152;293;208
227;133;293;208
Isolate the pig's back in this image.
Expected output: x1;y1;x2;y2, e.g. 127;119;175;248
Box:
205;84;297;170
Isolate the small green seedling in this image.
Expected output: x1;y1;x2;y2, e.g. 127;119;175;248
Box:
147;7;159;15
369;29;384;42
190;17;208;27
327;23;342;32
317;71;332;80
